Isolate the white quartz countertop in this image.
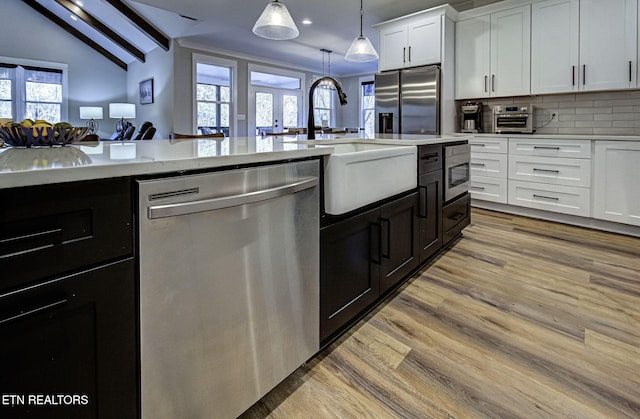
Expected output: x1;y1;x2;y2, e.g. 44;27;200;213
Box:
0;134;468;189
465;133;640;141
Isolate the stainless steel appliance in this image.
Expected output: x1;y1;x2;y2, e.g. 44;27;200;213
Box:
138;161;320;419
493;104;534;133
375;65;440;135
460;101;482;133
444;142;470;202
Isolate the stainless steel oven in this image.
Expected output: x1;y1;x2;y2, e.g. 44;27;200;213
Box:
444;142;470;202
493;104;534;133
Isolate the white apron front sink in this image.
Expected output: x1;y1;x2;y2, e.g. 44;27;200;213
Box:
320;142;417;215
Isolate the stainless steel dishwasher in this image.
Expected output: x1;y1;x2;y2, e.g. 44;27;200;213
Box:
137;160;319;419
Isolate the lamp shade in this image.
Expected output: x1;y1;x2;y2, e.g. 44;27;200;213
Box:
109;103;136;119
345;35;379;62
252;0;299;40
79;106;103;120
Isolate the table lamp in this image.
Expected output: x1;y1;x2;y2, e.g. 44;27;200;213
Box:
109;103;136;132
79;106;103;135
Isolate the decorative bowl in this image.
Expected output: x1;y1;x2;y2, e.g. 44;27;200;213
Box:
0;125;91;147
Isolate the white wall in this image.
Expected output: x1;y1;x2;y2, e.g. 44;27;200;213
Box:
127;44;174;139
1;1;127;138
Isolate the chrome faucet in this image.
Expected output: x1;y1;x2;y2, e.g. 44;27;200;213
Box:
307;77;348;139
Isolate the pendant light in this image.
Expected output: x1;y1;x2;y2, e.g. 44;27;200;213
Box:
253;0;300;40
345;0;379;62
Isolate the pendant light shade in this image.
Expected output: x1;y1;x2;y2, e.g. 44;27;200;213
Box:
253;0;299;40
345;0;378;62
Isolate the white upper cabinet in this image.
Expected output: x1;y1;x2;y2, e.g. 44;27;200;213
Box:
532;0;637;94
455;5;531;99
580;0;637;91
531;0;579;94
378;15;442;71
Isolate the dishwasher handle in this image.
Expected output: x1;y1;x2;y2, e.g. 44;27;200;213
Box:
147;177;318;219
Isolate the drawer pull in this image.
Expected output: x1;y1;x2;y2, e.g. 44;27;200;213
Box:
470;186;486;191
420;153;439;161
449;212;466;221
471;143;486;147
533;146;561;150
470;163;486;167
533;168;560;174
533;194;559;201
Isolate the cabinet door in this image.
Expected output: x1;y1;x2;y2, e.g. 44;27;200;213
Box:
407;16;441;67
455;15;491;99
531;0;579;94
490;5;531;97
580;0;637;91
593;141;640;226
320;208;380;343
379;193;420;294
0;259;137;419
379;25;408;71
419;171;443;263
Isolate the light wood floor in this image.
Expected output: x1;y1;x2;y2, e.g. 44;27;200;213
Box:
242;208;640;418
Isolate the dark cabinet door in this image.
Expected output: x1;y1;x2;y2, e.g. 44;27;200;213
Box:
320;207;380;344
443;193;471;245
0;259;137;419
379;192;420;294
419;171;443;263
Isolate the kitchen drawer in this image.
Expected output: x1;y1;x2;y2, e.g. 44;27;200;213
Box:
469;137;508;154
418;144;442;174
509;138;591;158
508;180;590;217
470;152;508;179
470;176;507;204
443;193;470;244
509;155;591;188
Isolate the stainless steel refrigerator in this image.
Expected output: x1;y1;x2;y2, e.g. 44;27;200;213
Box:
375;65;440;135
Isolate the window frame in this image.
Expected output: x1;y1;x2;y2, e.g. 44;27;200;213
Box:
360;76;375;137
0;56;68;122
192;54;237;137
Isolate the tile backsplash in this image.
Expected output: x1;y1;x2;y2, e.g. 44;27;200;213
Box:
459;90;640;136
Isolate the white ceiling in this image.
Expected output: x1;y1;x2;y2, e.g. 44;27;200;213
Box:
35;0;502;75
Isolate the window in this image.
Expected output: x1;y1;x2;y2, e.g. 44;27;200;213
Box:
0;60;66;123
361;81;375;137
196;63;231;137
313;86;333;128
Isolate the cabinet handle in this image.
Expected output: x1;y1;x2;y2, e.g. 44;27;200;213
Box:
470;162;486;167
470;185;486;191
419;187;428;218
572;65;576;86
582;65;586;85
533;194;559;201
403;47;406;63
471;143;486;147
492;75;495;92
370;223;381;265
484;76;488;93
630;61;633;83
380;218;390;259
533;168;560;174
533;146;560;150
0;294;68;326
449;212;466;222
408;46;412;62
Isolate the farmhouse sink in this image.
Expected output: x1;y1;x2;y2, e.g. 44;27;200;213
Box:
318;142;417;215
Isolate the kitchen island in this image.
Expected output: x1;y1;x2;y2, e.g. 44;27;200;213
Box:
0;133;468;419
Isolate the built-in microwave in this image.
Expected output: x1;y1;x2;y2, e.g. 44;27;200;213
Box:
444;142;470;202
493;104;534;134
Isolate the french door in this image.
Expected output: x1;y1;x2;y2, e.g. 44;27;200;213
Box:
252;87;303;135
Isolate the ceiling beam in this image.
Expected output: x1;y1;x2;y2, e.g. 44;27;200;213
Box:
22;0;127;71
55;0;146;63
103;0;170;51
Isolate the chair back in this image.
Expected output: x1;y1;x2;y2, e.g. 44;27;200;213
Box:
142;126;156;140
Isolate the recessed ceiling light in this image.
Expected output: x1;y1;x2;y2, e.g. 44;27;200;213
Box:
70;14;78;21
302;19;312;25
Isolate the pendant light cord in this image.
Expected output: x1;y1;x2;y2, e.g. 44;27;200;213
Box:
360;0;364;36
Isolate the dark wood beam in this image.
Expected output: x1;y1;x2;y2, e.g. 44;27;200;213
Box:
55;0;146;63
103;0;170;51
22;0;127;71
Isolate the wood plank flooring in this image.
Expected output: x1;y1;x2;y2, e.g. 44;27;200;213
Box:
241;208;640;418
